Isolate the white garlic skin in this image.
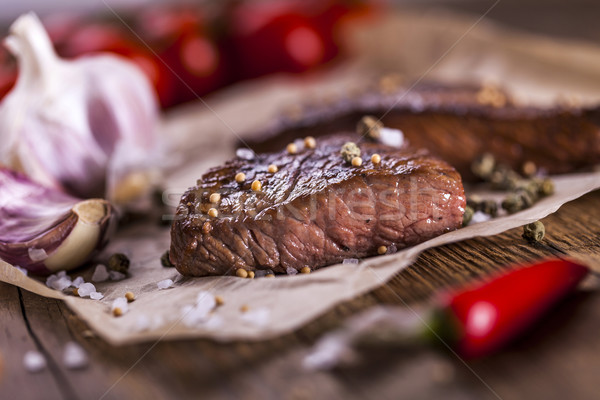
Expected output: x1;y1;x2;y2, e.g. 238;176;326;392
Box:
0;13;161;202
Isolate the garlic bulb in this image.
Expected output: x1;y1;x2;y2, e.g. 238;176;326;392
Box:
0;13;161;203
0;167;115;275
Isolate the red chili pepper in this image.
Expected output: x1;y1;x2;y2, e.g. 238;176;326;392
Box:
436;258;589;359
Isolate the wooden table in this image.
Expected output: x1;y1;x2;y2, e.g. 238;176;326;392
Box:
2;190;599;400
3;2;600;399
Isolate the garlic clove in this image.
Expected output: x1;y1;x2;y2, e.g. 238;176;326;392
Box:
0;167;115;275
0;13;161;204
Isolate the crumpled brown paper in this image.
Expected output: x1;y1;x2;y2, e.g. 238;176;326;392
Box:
2;10;600;345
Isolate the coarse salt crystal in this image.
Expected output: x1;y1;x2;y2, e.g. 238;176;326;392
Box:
51;276;72;291
470;211;492;225
303;336;349;371
71;276;84;288
15;266;28;276
28;248;48;262
23;350;46;373
254;270;268;278
77;282;96;297
109;270;126;281
89;292;104;300
62;342;88;369
236;148;255;160
286;267;298;276
157;279;173;290
240;307;271;327
91;264;109;282
379;127;405;148
205;314;224;330
342;258;359;264
111;297;129;314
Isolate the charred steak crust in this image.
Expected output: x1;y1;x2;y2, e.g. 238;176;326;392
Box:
170;135;465;277
244;82;600;180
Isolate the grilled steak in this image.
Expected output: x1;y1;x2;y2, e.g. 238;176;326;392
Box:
243;82;600;180
170;134;465;276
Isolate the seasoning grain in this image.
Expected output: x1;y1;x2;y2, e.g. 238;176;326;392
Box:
236;268;248;278
215;295;224;306
208;208;218;218
300;266;311;274
304;136;316;149
351;157;363;167
377;246;387;255
251;180;262;192
113;307;123;317
235;172;246;183
125;292;135;302
267;164;278;173
371;154;381;164
248;270;255;279
287;143;297;154
209;193;221;204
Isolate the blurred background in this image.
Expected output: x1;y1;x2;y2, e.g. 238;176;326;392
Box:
1;0;597;109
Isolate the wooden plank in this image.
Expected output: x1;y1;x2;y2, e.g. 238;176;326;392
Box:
7;191;600;400
0;283;63;400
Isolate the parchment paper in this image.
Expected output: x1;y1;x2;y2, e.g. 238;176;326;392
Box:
2;10;600;345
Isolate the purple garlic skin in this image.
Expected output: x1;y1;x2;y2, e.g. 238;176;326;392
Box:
0;167;115;275
0;13;161;204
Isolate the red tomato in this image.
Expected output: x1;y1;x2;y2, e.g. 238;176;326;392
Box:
230;4;328;79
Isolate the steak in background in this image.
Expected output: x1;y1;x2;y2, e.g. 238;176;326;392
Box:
170;134;465;276
243;82;600;180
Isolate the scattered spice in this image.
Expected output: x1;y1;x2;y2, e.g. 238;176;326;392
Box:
235;172;246;183
304;136;316;149
248;270;255;279
340;142;361;163
251;180;262;192
522;221;545;242
476;83;507;108
268;164;278;173
215;295;224;306
113;307;123;317
161;250;174;268
209;193;221;204
286;143;298;155
377;246;387;255
357;115;383;139
72;288;79;296
265;274;275;278
108;253;130;274
471;153;496;180
240;304;249;312
236;268;248;278
300;266;311;274
371;154;381;164
521;161;537;177
351;157;363;167
125;291;135;302
208;208;218;218
463;205;474;226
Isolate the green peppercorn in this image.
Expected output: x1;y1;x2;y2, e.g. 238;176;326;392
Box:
108;253;130;274
466;195;482;211
161;250;174;268
463;205;475;226
480;199;498;217
538;178;555;196
522;221;545;242
502;193;524;214
357;115;383;140
340;142;361;163
471;153;496;180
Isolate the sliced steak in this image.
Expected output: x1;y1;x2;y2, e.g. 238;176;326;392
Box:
243;82;600;180
170;134;465;276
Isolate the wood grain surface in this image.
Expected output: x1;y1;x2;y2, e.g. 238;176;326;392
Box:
2;1;600;398
1;189;599;400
